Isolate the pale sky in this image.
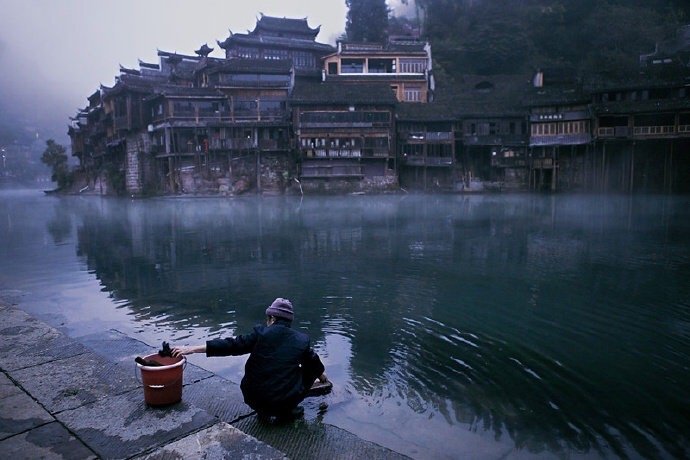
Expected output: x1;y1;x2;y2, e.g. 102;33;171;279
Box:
2;0;409;138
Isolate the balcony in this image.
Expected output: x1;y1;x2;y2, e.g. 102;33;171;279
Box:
210;138;256;150
491;157;527;168
531;158;556;169
632;125;675;137
302;147;390;159
404;131;454;142
529;133;591;146
597;126;631;138
258;139;290;150
300;161;363;178
402;155;453;167
463;134;528;146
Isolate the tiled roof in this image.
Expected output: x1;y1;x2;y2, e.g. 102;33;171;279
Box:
290;81;398;105
396;101;456;122
139;60;160;70
101;78;156;97
195;43;214;56
443;74;532;116
336;40;427;55
254;15;320;37
584;73;690;92
145;86;225;101
198;58;293;75
593;98;690;114
523;88;590;107
218;33;334;52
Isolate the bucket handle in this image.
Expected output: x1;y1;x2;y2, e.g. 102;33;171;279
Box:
134;359;187;386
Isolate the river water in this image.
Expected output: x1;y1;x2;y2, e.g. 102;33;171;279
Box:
1;189;688;459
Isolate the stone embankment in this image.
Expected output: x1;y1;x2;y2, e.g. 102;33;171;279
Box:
0;301;409;459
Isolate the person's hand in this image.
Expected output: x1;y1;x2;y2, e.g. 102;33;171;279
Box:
171;345;203;357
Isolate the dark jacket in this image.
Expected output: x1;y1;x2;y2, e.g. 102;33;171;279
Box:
206;319;324;414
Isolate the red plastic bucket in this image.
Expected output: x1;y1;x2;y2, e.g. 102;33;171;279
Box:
136;354;186;406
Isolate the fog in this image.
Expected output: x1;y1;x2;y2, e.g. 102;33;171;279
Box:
1;0;392;142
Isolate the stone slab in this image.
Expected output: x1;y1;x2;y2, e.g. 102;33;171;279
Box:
11;352;140;413
182;375;253;422
0;421;96;459
234;415;411;460
76;329;153;362
134;422;286;460
0;373;22;400
0;390;54;440
56;389;216;459
0;307;92;373
0;331;89;373
0;305;52;333
77;329;214;385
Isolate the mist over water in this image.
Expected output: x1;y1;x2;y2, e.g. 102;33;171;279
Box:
1;189;689;459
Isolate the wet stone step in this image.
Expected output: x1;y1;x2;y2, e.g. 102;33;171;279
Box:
0;421;97;459
55;389;216;459
133;422;286;460
10;352;140;413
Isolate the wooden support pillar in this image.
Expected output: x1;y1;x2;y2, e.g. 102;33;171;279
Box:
168;156;175;193
669;140;674;194
423;142;428;191
601;143;606;192
629;141;635;194
552;146;557;191
256;150;261;194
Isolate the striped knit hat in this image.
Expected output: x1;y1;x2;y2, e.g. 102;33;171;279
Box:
265;298;294;321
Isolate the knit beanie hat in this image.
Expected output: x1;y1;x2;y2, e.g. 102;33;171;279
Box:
265;298;294;321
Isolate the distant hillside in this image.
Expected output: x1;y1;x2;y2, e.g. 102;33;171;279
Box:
410;0;690;81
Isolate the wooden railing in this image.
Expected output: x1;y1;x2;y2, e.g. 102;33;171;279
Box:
402;155;453;166
633;125;675;136
302;148;390;159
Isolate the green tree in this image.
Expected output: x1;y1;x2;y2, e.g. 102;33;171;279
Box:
40;139;71;189
346;0;390;42
414;0;683;78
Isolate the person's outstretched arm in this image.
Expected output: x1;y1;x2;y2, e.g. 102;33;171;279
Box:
171;344;206;357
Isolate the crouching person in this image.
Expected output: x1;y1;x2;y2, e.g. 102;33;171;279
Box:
172;298;328;422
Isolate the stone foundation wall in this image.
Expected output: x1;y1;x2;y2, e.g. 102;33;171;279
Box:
124;134;158;196
300;173;398;194
167;152;297;196
125;135;142;195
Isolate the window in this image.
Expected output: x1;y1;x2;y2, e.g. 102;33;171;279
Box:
399;59;427;73
236;47;259;59
404;85;422;102
114;98;127;117
328;62;338;75
235;99;258;112
300;111;390;125
293;51;315;68
258;74;291;85
173;101;194;115
264;49;288;60
368;58;394;73
341;59;365;73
